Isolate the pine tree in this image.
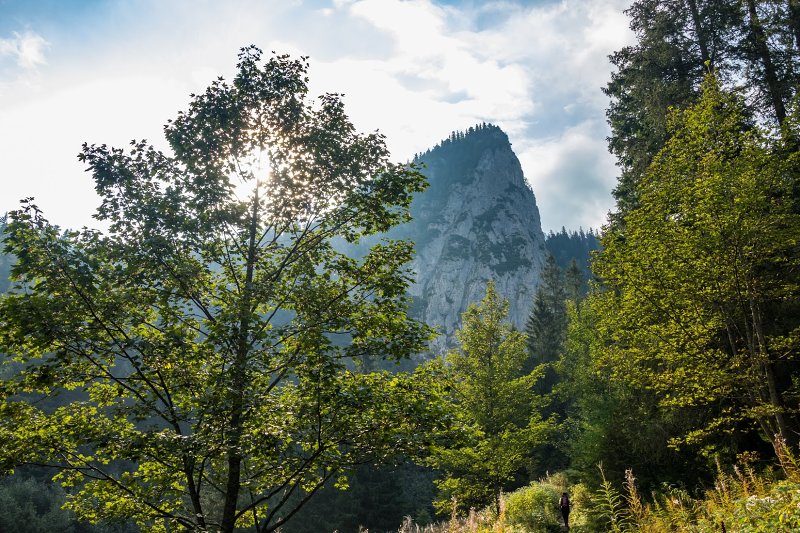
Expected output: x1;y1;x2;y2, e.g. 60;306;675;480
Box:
525;255;567;390
605;0;800;223
564;258;584;304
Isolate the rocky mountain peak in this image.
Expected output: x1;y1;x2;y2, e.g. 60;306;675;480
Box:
404;124;547;354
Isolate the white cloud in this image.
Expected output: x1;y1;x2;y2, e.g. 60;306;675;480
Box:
0;30;49;69
351;0;634;232
438;0;634;231
0;73;193;228
461;0;632;114
518;119;619;232
337;0;535;155
0;0;635;233
350;0;446;39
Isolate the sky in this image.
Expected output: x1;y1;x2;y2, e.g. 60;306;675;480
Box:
0;0;634;234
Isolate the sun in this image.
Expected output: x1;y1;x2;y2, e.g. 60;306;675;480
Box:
230;146;270;201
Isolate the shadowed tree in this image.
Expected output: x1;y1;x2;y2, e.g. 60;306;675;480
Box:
605;0;800;222
525;254;567;390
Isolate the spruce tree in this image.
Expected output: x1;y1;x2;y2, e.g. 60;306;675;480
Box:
525;254;567;391
431;281;548;515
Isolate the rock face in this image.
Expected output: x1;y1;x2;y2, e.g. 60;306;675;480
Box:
399;124;547;354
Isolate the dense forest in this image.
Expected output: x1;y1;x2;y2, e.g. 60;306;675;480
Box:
2;0;800;531
545;228;600;282
514;0;800;529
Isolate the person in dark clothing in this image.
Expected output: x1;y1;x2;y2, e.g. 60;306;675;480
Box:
559;492;571;529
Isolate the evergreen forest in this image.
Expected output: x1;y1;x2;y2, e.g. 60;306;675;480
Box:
2;0;800;532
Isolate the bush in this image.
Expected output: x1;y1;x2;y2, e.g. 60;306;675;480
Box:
698;477;800;531
504;480;561;532
581;456;800;532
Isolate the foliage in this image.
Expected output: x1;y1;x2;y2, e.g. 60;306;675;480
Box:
504;484;559;532
525;255;567;380
594;73;800;457
524;255;571;477
0;221;12;294
700;474;800;531
605;0;800;221
0;472;139;533
281;461;438;533
569;0;800;512
544;227;600;284
395;474;591;533
503;473;588;533
579;454;800;533
0;475;78;533
0;46;450;533
430;282;549;516
399;463;800;532
556;294;713;492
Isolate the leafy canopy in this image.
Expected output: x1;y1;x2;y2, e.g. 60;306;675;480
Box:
0;46;449;533
595;73;800;454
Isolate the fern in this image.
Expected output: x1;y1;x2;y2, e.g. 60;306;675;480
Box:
591;464;630;532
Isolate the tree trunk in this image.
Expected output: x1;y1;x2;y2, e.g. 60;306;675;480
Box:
685;0;711;64
221;187;260;533
746;0;788;125
763;361;790;442
751;298;791;448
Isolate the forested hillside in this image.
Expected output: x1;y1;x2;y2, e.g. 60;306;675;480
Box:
544;227;599;282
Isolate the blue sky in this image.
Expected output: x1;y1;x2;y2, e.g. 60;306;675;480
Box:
0;0;633;233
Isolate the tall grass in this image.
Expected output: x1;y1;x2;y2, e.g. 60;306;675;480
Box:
393;473;591;532
394;445;800;532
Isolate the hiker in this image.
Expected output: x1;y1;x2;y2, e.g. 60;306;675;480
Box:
559;492;571;529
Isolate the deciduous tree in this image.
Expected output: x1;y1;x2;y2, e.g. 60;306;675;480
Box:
595;73;800;457
0;47;448;533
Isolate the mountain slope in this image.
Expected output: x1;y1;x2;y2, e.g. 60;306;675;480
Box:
401;124;547;354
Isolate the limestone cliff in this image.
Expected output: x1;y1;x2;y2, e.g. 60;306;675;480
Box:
399;124;547;354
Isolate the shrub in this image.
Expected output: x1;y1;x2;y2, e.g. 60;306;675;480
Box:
504;482;561;532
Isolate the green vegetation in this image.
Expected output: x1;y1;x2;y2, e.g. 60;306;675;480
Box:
604;0;800;220
595;74;800;457
544;228;599;284
0;221;11;294
3;2;800;531
408;2;800;530
415;124;510;189
0;47;449;533
428;282;549;516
